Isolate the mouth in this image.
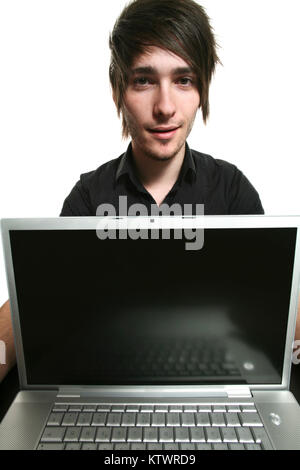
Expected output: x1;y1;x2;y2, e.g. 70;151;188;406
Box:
147;126;180;140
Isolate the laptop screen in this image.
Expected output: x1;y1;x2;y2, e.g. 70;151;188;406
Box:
9;227;296;386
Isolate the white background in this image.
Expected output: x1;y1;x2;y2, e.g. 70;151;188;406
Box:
0;0;300;304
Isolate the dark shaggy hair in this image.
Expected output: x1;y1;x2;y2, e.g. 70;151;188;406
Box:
109;0;220;138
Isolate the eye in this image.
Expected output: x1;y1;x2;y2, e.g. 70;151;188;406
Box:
177;77;193;86
133;77;151;86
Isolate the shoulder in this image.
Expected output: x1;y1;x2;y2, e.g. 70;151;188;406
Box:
191;149;264;215
191;149;239;178
60;154;123;216
79;155;122;189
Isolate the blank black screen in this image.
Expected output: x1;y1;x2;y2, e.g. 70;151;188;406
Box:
10;227;296;385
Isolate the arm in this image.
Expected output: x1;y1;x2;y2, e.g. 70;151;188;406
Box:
295;297;300;342
0;300;16;383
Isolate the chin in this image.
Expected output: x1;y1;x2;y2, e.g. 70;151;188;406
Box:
145;141;184;162
149;154;173;162
145;150;177;162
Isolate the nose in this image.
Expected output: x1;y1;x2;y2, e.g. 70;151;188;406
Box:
153;84;176;120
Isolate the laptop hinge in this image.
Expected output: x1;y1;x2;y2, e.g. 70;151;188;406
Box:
56;386;253;399
225;387;252;398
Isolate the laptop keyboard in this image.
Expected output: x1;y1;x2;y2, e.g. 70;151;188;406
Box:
37;402;273;450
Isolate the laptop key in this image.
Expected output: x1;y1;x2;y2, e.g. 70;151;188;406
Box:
141;405;154;412
127;427;143;442
180;443;196;450
155;405;168;412
198;405;212;413
82;443;97;450
166;413;180;426
174;427;190;442
80;427;96;442
164;443;180;450
69;405;82;412
226;405;241;413
92;412;107;426
239;412;263;427
213;444;228;450
147;443;163;451
97;405;111;412
159;427;174;442
126;405;140;412
195;412;210;426
111;427;127;442
205;427;222;443
83;405;97;412
65;443;81;450
236;427;254;443
115;443;131;450
225;412;240;427
137;413;151;426
37;443;65;450
144;427;158;442
41;427;66;442
169;405;183;412
184;405;197;412
181;413;195;426
213;405;226;413
196;443;212;450
64;427;81;442
111;405;125;412
152;413;165;426
220;427;238;443
246;444;262;450
98;443;114;450
95;427;112;442
211;413;226;427
131;443;147;450
190;427;205;442
241;406;256;413
77;412;92;426
121;413;136;426
47;412;64;426
62;413;78;426
52;404;68;412
106;413;122;426
229;443;245;450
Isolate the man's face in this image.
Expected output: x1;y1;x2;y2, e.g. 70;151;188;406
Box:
122;46;201;162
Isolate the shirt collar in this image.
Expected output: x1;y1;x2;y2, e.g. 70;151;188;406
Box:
115;142;196;186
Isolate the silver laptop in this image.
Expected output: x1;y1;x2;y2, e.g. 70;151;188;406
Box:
1;215;300;450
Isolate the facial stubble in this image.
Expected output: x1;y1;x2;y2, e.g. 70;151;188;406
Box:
123;109;197;163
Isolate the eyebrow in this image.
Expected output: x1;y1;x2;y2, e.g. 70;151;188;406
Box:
130;66;195;76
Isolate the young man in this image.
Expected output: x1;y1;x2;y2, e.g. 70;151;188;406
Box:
0;0;299;384
60;0;264;218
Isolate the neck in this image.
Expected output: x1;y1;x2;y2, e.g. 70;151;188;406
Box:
131;142;186;189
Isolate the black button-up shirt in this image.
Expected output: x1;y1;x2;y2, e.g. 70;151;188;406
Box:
60;143;264;216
